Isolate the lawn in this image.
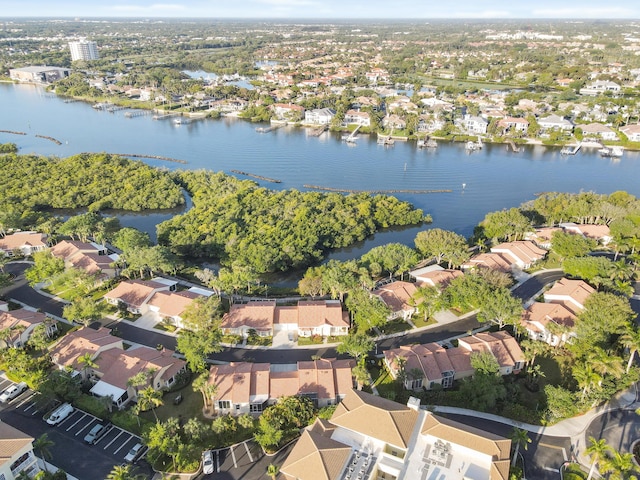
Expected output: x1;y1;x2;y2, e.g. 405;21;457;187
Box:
139;381;207;424
412;316;437;329
378;319;411;335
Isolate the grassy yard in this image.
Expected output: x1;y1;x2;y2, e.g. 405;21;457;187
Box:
412;316;437;329
378;319;411;335
139;382;207;424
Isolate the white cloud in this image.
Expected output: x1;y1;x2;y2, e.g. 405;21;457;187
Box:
111;3;186;13
532;7;634;17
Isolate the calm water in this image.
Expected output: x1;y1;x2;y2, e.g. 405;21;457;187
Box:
3;82;640;264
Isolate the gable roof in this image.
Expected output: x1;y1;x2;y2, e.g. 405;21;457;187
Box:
49;326;121;370
104;279;168;308
522;302;577;330
221;301;276;331
372;281;418;312
281;421;351;480
0;308;49;331
544;278;595;313
490;241;546;266
0;422;34;467
0;232;47;252
330;389;418;449
147;290;202;318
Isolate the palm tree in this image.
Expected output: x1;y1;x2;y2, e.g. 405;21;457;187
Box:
601;450;640;480
589;348;625;381
137;385;163;422
585;436;611;480
193;372;217;412
572;363;602;399
620;327;640;373
521;339;550;368
267;463;280;480
33;433;54;473
77;352;98;381
107;463;144;480
510;427;531;467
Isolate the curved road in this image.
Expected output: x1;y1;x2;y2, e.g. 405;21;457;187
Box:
2;263;566;364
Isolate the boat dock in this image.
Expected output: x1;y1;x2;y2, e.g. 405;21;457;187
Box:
124;110;151;118
256;124;284;134
417;137;437;149
507;140;520;153
152;112;178;120
561;142;582;155
230;170;282;183
309;125;327;137
303;185;451;194
342;125;362;143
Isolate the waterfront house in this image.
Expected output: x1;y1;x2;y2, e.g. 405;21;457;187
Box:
579;80;621;96
620;124;640;142
559;223;612;246
497;116;529;134
344;109;371;127
208;359;355;415
461;252;512;274
384;331;524;391
409;265;463;288
538;114;574;132
89;345;186;409
457;114;488;134
580;123;618;141
382;114;406;130
371;281;419;321
280;390;511;480
271;103;305;121
0;308;58;348
524;227;562;249
0;232;47;257
489;241;547;269
104;278;176;314
0;422;41;480
304;108;336;125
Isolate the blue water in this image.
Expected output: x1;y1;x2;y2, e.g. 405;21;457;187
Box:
2;82;640;262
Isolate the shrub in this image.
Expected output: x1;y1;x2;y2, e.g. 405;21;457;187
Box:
74;394;108;419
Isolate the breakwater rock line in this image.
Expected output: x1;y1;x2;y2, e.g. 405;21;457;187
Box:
230;169;282;183
0;130;27;136
35;134;62;145
113;153;187;164
303;185;452;194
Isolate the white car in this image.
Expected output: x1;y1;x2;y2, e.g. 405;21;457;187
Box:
0;382;28;402
124;443;145;463
202;450;214;475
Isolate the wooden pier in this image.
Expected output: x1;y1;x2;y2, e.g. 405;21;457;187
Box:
256;124;284;134
309;125;327;137
507;140;520;153
561;142;582;155
124;110;151;118
303;185;451;194
230;170;282;183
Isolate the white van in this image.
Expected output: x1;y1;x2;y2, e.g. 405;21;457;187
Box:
46;402;74;425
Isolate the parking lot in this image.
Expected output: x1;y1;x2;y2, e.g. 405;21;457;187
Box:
0;377;152;479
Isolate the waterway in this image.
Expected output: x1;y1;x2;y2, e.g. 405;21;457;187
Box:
2;82;640;266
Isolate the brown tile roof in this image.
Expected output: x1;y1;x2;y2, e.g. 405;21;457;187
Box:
416;269;463;288
49;326;121;370
385;343;456;383
297;301;349;328
458;332;524;368
94;346;185;390
0;308;48;331
544;278;595;313
372;281;418;312
491;241;546;266
274;305;298;325
281;423;351;480
147;290;202;318
330;389;418;449
421;413;511;471
462;253;512;272
68;252;114;275
220;301;276;331
50;240;97;259
522;302;576;329
0;232;47;252
0;422;34;467
104;279;168;308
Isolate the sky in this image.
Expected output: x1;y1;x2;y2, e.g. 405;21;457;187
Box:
2;0;640;19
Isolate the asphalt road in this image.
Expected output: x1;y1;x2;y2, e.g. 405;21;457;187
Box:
2;262;65;317
511;270;565;302
585;409;640;454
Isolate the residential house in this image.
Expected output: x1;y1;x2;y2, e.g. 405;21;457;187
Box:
461;252;512;274
489;241;547;269
49;326;123;376
0;422;41;480
580;123;619;141
620;124;640;142
343;109;371;127
220;300;350;339
89;345;186;409
371;281;419;321
497;116;529;134
580;80;621;96
384;331;524;391
0;308;58;348
524;227;563;249
559;223;612;245
365;68;390;84
409;265;463;288
304;108;336;125
271;103;305;121
145;290;205;329
458;114;488;134
103;279;174;314
538;114;574;132
382;114;406;130
521;302;577;346
50;239;119;279
209;359;355;415
0;232;47;257
543;278;595;315
281;390;511;480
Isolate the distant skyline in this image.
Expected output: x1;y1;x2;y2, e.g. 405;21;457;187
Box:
1;1;639;20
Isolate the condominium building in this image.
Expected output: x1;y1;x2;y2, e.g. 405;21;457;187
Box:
69;39;99;61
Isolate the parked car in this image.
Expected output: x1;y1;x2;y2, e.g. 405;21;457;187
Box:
202;450;214;475
45;402;73;425
124;443;145;463
84;422;111;444
0;382;28;402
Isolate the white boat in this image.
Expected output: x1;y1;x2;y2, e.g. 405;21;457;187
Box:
465;141;478;151
173;117;191;125
599;146;623;158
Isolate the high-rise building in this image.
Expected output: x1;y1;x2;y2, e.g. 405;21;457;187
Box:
69;39;99;61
